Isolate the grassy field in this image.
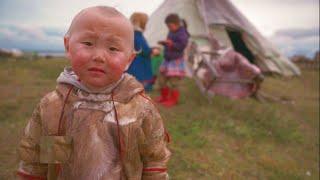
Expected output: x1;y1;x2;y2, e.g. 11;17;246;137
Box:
0;57;318;179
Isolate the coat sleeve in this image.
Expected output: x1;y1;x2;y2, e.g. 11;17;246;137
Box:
139;99;171;180
17;103;48;179
137;34;152;58
171;31;189;52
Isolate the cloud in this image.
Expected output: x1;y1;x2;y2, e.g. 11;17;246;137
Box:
271;0;317;4
11;25;46;40
0;0;164;28
0;24;64;51
270;27;319;58
0;28;16;38
273;28;318;39
231;0;319;36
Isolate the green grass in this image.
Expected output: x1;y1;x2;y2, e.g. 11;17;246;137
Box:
0;57;319;179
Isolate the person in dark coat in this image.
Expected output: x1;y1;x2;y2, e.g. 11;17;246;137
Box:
127;12;153;91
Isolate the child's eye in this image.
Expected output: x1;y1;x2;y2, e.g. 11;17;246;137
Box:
109;47;119;51
82;42;93;46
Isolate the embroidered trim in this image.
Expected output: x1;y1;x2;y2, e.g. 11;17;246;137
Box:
16;171;46;180
57;86;73;135
104;116;137;126
73;101;114;114
76;89;112;101
143;167;167;173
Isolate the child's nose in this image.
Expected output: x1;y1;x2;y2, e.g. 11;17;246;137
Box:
92;49;108;63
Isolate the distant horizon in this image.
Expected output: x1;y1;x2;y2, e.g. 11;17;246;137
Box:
14;48;318;59
21;49;65;53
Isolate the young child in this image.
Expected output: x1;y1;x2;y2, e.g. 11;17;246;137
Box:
17;6;170;180
156;14;189;107
127;12;154;91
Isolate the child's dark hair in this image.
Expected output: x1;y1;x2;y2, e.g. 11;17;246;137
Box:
165;13;180;25
181;19;190;36
181;19;187;29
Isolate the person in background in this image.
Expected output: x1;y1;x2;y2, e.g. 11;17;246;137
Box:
127;12;154;91
156;13;189;107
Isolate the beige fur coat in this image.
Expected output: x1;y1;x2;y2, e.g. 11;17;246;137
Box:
17;74;170;180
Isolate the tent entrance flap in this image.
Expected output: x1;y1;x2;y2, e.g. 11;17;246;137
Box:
226;29;255;64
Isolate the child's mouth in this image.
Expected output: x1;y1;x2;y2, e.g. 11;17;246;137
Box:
88;67;106;74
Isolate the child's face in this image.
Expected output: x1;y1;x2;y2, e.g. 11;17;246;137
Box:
64;11;135;91
167;23;180;32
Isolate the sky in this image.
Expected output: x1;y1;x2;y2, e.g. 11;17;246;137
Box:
0;0;319;57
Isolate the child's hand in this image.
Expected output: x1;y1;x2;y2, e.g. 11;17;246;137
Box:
152;48;160;56
157;40;167;46
157;39;173;47
165;39;173;47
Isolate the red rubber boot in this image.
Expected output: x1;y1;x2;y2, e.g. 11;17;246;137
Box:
155;87;170;103
161;89;180;107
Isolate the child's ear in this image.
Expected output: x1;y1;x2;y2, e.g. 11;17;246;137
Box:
124;53;136;71
128;53;136;64
64;36;71;59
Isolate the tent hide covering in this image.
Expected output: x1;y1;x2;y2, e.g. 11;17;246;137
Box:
144;0;300;76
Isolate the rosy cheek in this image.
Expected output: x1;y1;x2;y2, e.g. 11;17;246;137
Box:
110;57;127;70
72;50;90;65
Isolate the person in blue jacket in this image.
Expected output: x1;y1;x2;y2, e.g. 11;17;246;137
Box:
127;12;154;91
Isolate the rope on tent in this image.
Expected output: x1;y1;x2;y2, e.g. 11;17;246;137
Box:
253;91;295;105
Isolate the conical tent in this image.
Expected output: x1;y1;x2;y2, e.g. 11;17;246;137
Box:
144;0;300;76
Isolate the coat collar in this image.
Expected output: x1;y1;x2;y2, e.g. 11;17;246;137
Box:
56;73;144;104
